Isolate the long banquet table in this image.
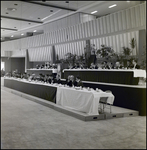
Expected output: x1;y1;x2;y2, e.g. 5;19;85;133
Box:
63;69;146;85
56;86;114;115
3;77;114;115
4;77;57;103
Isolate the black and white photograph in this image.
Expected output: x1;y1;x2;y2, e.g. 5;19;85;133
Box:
1;1;146;149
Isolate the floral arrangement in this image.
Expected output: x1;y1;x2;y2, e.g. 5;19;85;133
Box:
96;44;116;60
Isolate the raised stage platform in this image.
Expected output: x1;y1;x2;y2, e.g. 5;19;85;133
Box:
1;86;139;121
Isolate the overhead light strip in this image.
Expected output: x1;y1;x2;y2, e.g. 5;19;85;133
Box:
91;10;97;14
108;4;117;8
41;9;61;21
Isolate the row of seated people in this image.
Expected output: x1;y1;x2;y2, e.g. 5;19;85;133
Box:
36;63;57;69
26;73;61;84
22;73;83;87
68;59;140;70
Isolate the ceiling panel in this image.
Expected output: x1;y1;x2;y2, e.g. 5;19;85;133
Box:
1;1;144;41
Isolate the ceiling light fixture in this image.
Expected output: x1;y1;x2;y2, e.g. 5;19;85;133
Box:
91;10;98;14
6;8;17;11
41;9;61;21
33;30;37;32
127;1;130;2
21;33;24;36
108;4;117;8
11;35;14;37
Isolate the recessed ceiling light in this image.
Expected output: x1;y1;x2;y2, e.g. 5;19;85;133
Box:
6;12;9;14
33;30;37;32
21;33;24;36
65;1;69;3
6;8;17;11
50;10;53;12
91;10;98;14
14;4;18;6
11;35;14;37
127;1;130;2
108;4;117;8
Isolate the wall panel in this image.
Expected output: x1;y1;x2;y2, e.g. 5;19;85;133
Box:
28;46;52;62
90;31;139;55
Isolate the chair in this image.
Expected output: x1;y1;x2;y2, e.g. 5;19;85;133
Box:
99;90;113;114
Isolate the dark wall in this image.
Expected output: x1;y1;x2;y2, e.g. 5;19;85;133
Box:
1;57;25;74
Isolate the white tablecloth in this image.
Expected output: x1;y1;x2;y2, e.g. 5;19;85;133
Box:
56;87;114;115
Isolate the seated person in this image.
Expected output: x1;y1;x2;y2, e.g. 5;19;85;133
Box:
114;61;121;69
83;63;88;69
105;62;113;69
44;74;48;82
131;59;140;69
90;63;95;69
36;65;40;69
21;72;27;79
48;75;53;84
94;64;98;69
74;76;83;87
54;74;61;84
39;73;44;81
126;60;132;69
97;63;103;69
73;63;78;69
80;63;84;69
66;75;74;87
68;63;73;69
101;61;107;69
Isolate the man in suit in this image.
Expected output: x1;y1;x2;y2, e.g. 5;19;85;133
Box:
131;59;140;69
74;76;83;87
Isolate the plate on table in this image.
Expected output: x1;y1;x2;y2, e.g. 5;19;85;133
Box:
75;87;81;90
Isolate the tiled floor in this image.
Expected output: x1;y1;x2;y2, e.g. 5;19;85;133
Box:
1;86;146;149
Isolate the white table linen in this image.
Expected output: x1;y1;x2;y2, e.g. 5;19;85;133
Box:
56;87;114;115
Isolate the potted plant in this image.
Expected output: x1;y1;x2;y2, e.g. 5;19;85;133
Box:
96;44;115;62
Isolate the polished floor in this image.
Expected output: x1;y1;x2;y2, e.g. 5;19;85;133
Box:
1;86;146;149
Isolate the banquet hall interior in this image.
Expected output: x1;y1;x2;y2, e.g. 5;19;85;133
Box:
1;1;146;149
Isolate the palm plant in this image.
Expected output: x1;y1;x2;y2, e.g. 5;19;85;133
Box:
130;38;136;52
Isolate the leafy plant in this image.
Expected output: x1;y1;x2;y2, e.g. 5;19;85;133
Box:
122;47;132;56
130;38;136;49
65;52;76;66
96;44;115;59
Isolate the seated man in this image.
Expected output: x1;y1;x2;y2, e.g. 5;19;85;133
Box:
101;61;107;69
54;74;61;84
48;75;53;84
90;63;95;69
114;61;121;69
131;59;140;69
74;76;83;87
66;75;74;87
105;62;113;69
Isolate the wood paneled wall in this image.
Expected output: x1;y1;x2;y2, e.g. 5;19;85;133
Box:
1;3;146;60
